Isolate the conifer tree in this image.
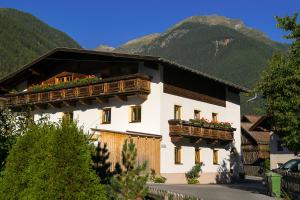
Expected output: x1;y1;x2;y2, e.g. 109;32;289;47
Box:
109;138;148;200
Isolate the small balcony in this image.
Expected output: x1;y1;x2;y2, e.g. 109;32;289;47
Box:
169;119;235;143
5;74;151;108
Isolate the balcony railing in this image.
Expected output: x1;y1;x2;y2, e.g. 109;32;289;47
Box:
169;120;234;142
5;74;151;107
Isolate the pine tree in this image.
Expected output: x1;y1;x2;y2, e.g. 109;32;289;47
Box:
109;138;148;200
92;142;113;184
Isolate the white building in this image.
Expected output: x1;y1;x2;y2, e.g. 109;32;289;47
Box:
0;48;248;183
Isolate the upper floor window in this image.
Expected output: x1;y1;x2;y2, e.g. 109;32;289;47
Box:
102;108;111;124
56;75;73;83
212;113;218;122
174;105;181;120
63;111;73;121
130;106;141;122
194;110;201;120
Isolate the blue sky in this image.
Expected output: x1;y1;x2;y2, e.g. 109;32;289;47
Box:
0;0;299;49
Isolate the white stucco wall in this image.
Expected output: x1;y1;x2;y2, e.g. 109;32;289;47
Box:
160;92;232;175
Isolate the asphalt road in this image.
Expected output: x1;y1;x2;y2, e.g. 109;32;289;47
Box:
149;177;275;200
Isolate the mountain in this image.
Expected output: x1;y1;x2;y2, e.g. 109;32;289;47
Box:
0;8;81;78
113;15;288;114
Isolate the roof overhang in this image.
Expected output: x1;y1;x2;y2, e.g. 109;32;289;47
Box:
0;48;250;93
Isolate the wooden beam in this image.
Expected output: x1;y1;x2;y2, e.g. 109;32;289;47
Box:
137;94;148;100
62;101;76;107
79;99;92;105
170;136;183;143
117;95;127;102
0;87;9;92
34;104;47;110
95;97;108;104
48;102;62;108
29;68;42;76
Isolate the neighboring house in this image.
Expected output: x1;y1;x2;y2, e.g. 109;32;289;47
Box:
241;115;299;171
0;48;248;183
241;115;270;167
270;133;299;169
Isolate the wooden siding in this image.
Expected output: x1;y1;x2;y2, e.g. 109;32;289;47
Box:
98;131;161;173
163;66;226;107
164;84;226;107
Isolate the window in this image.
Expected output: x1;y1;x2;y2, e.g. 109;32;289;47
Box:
175;146;182;164
212;113;218;122
130;106;141;122
194;110;201;120
102;108;111;124
213;149;219;165
63;111;73;121
195;148;201;164
56;75;73;83
174;105;181;120
277;140;284;151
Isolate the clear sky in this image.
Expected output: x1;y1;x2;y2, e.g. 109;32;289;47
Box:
0;0;299;49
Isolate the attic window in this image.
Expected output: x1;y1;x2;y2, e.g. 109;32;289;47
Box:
56;75;73;83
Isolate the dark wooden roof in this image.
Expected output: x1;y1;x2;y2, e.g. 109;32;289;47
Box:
0;48;250;93
241;115;270;144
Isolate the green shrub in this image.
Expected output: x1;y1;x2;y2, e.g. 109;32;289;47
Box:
149;169;167;183
185;163;203;184
0;119;106;200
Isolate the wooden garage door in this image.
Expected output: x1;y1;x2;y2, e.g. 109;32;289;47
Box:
99;131;161;173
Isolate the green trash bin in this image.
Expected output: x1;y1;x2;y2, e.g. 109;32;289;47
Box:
266;172;282;197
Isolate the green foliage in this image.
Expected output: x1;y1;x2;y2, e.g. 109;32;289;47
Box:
149;169;167;183
28;77;102;93
0;108;32;171
185;163;203;184
256;13;300;153
0;119;106;200
92;142;113;184
0;8;80;78
189;118;233;130
263;159;270;171
108;138;148;200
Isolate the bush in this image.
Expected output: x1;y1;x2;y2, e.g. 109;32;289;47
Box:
0;119;106;200
149;169;167;183
185;163;203;184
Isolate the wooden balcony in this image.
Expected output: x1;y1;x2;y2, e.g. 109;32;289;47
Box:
5;74;151;108
169;120;234;143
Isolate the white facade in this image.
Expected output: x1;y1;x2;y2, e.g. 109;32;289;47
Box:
30;62;242;184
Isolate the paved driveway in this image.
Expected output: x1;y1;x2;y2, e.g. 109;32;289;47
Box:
149;177;275;200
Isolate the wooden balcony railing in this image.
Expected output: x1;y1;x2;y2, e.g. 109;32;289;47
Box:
169;120;234;142
5;74;151;107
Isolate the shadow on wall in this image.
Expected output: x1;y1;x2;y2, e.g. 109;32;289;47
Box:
216;146;243;184
216;160;231;184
